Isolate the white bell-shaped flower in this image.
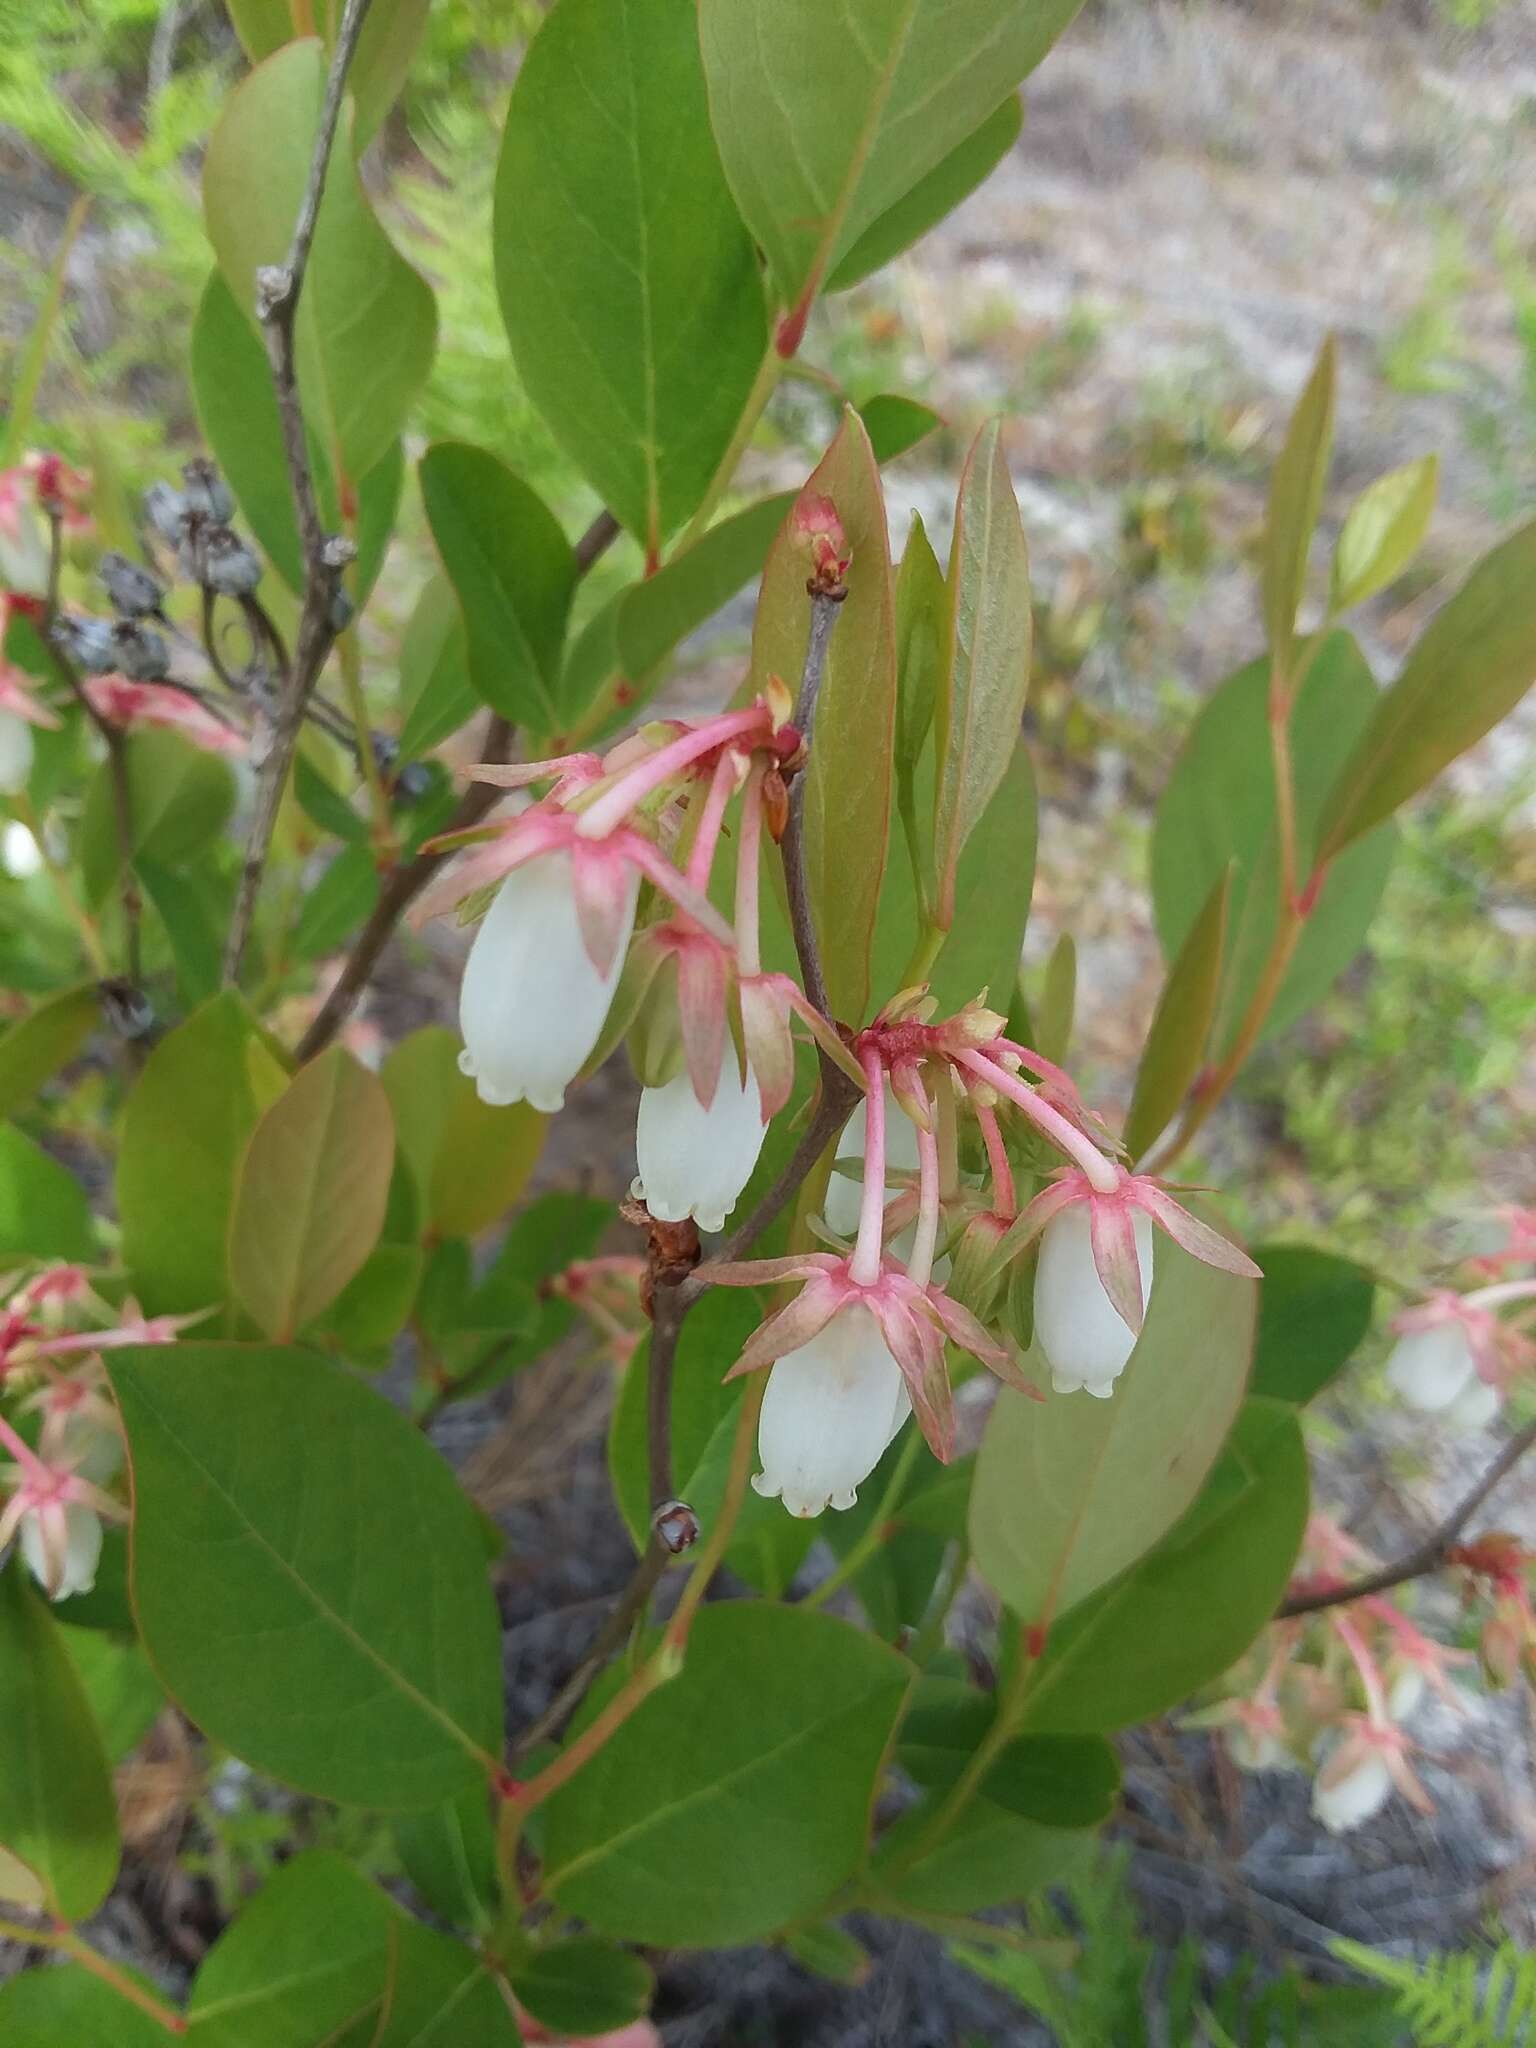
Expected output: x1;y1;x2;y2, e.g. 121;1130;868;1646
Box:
634;1056;765;1234
1387;1664;1425;1724
752;1303;910;1518
20;1500;102;1602
1447;1375;1500;1433
1035;1203;1154;1397
1385;1321;1477;1412
458;850;636;1113
824;1086;919;1239
1312;1745;1393;1834
1228;1721;1287;1773
0;709;34;796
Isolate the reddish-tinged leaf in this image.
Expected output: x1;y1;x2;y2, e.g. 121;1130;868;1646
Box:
1262;335;1335;672
1124;866;1231;1164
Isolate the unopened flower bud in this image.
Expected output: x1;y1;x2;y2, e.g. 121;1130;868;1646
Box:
110;619;171;682
651;1499;700;1554
947;1211;1011;1325
99;550;164;618
181;457;234;524
144;480;188;547
790;491;850;596
201;526;262;598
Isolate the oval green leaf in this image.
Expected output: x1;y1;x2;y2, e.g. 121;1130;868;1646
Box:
493;0;768;554
0;1567;120;1922
419;441;576;738
541;1603;910;1944
228;1047;395;1340
513;1938;655;2039
0;1123;95;1264
0;985;97;1121
0;1968;169;2048
109;1343;503;1806
1315;516;1536;861
970;1232;1257;1625
1023;1398;1309;1734
1330;453;1438;614
202;39;435;484
827;96;1023;292
1249;1242;1375;1407
382;1026;546;1241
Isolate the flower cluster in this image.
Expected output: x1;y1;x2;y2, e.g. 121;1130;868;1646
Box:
1384;1238;1536;1435
428;698;1264;1518
1192;1514;1489;1833
0;1265;197;1600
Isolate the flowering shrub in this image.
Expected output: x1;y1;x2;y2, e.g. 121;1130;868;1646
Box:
1;0;1535;2035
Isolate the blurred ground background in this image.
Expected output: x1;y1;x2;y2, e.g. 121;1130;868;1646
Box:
2;0;1535;2039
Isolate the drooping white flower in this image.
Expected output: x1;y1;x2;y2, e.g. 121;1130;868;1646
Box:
751;1302;910;1518
1311;1743;1393;1834
0;708;34;795
824;1086;921;1240
1386;1664;1425;1724
634;1056;765;1234
1446;1374;1500;1434
1228;1719;1288;1773
458;851;636;1113
1385;1320;1478;1412
19;1498;103;1602
1035;1202;1155;1397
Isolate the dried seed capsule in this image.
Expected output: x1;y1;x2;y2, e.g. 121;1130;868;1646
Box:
53;614;119;674
201;526;263;598
143;481;189;548
110;619;171;683
99;550;164;619
651;1500;701;1554
180;457;234;524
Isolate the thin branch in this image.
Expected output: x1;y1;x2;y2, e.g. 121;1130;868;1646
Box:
574;507;621;574
780;590;842;1018
42;506;142;986
0;1916;185;2033
294;713;514;1061
1278;1416;1536;1618
647;1282;681;1504
222;0;374;985
294;508;622;1057
506;1540;669;1763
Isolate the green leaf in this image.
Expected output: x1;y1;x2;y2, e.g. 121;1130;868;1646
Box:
872;1803;1095;1916
0;1969;168;2047
292;843;380;961
398;574;478;760
188;1861;384;2043
1330;454;1438;613
191;271;401;602
202;39;435;485
1315;517;1536;861
418;442;576;736
80;729;236;907
1151;632;1397;1053
59;1626;164;1765
382;1026;547;1240
0;985;97;1119
970;1232;1256;1623
109;1343;503;1805
314;1241;423;1360
493;0;768;553
512;1939;655;2039
138;861;225;1009
1124;865;1231;1164
699;0;1083;314
0;1123;95;1263
894;512;946;779
295;750;366;845
1262;334;1335;669
542;1603;909;1944
1023;1399;1309;1733
223;0;430;148
860;392;943;463
393;1789;498;1933
0;195;87;470
783;1924;872;1983
933;421;1031;928
1034;930;1075;1067
228;1048;395;1339
0;1566;120;1921
617;493;793;683
748;409;896;1021
828;96;1023;291
900;1685;1120;1827
118;994;288;1315
1249;1243;1374;1407
868;740;1036;1020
